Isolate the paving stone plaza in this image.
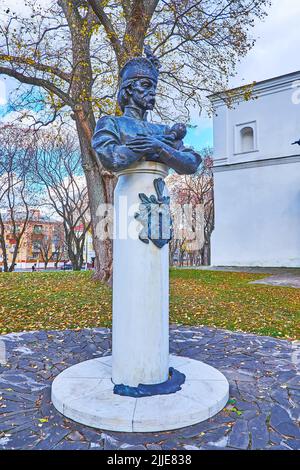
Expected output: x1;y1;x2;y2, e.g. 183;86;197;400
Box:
0;326;299;450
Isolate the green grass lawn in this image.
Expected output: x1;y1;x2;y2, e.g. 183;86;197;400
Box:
0;270;299;339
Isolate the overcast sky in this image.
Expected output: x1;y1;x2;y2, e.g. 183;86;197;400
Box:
1;0;300;149
185;0;300;149
230;0;300;87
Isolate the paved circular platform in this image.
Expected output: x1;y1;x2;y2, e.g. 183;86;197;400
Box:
1;326;299;450
51;355;229;432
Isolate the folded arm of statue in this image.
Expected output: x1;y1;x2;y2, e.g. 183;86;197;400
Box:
92;116;144;172
127;133;202;175
158;142;202;175
161;123;202;174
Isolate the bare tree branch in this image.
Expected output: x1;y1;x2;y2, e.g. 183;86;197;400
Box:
0;65;74;106
87;0;124;61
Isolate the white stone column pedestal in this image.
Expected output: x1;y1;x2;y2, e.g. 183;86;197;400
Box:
51;161;230;432
52;355;229;432
112;162;170;387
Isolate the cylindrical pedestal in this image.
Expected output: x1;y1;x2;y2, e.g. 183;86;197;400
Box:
112;161;169;387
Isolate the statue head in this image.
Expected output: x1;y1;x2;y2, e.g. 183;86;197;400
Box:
117;46;161;113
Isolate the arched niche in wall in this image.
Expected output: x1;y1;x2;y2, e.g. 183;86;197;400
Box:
240;126;254;153
234;121;257;155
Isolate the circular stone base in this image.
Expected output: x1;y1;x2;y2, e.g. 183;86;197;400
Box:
51;356;229;433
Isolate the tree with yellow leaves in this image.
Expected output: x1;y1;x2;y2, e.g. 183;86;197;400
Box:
0;0;271;282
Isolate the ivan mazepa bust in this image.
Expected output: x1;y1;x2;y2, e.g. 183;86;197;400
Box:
92;47;201;176
52;49;229;425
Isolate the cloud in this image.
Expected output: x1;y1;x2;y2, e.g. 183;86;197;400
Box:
230;0;300;87
193;0;300;147
0;0;33;16
186;126;213;151
0;109;41;126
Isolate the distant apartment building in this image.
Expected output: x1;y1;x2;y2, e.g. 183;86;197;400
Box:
0;209;66;270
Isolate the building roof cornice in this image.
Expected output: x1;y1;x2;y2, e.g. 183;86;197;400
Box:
209;70;300;107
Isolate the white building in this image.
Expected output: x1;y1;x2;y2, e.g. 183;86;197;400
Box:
210;71;300;267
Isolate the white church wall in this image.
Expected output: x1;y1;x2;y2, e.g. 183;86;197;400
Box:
212;159;300;267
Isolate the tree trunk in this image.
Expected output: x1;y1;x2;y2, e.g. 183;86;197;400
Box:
67;242;80;271
0;241;8;272
9;241;21;272
65;230;86;272
202;242;211;266
66;17;116;284
1;258;8;272
0;219;8;272
122;1;159;61
75;113;115;284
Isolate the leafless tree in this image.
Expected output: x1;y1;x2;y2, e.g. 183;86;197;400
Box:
0;124;35;272
0;0;271;281
34;131;91;271
168;147;214;266
38;235;53;269
52;225;68;269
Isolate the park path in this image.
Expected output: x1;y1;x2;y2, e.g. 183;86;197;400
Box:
179;266;300;289
250;273;300;289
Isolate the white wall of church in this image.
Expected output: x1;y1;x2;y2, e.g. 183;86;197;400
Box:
213;73;300;166
212;160;300;267
211;72;300;267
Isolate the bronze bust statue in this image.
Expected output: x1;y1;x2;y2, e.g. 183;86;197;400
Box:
92;47;202;175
